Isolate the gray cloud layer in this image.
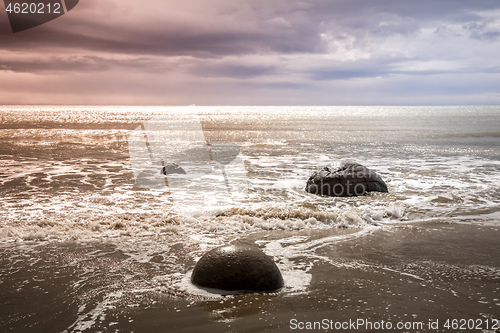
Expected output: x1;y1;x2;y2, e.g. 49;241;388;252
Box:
1;0;499;104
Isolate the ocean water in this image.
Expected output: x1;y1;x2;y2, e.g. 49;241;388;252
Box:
0;106;499;332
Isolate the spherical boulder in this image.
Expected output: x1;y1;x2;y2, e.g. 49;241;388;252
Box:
191;241;284;292
305;161;388;197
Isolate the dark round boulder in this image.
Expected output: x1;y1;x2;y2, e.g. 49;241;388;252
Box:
191;241;284;292
305;161;388;197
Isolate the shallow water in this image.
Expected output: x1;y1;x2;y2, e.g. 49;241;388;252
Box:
1;106;499;332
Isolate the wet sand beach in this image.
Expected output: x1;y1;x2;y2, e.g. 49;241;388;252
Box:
1;222;499;332
1;106;499;332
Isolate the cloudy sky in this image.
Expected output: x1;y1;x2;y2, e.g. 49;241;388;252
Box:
1;0;500;105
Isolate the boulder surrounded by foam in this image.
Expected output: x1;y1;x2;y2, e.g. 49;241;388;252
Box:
191;241;284;293
305;161;388;197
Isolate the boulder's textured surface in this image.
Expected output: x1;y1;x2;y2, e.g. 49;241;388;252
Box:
191;241;284;292
305;161;388;197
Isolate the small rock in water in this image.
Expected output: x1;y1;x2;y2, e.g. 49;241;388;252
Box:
161;163;186;175
135;163;186;189
305;161;388;197
191;241;284;293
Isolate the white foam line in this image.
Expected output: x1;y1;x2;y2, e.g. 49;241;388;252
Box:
63;291;123;333
381;267;426;281
286;225;379;253
306;253;427;282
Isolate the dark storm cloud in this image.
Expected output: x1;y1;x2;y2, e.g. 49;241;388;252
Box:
0;0;323;57
309;59;500;81
192;63;277;79
0;55;179;74
1;0;498;60
311;68;389;81
310;0;499;23
0;28;321;57
463;21;500;41
307;0;500;47
0;0;499;104
0;56;110;73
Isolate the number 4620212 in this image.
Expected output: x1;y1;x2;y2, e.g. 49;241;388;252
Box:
5;2;62;14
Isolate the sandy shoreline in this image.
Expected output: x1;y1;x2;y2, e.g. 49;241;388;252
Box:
1;221;498;332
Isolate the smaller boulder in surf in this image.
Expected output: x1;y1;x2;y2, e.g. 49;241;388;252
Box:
305;161;388;197
161;163;186;175
135;163;186;189
191;241;284;293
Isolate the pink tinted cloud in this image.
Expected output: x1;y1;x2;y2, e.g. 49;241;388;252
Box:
0;0;499;105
